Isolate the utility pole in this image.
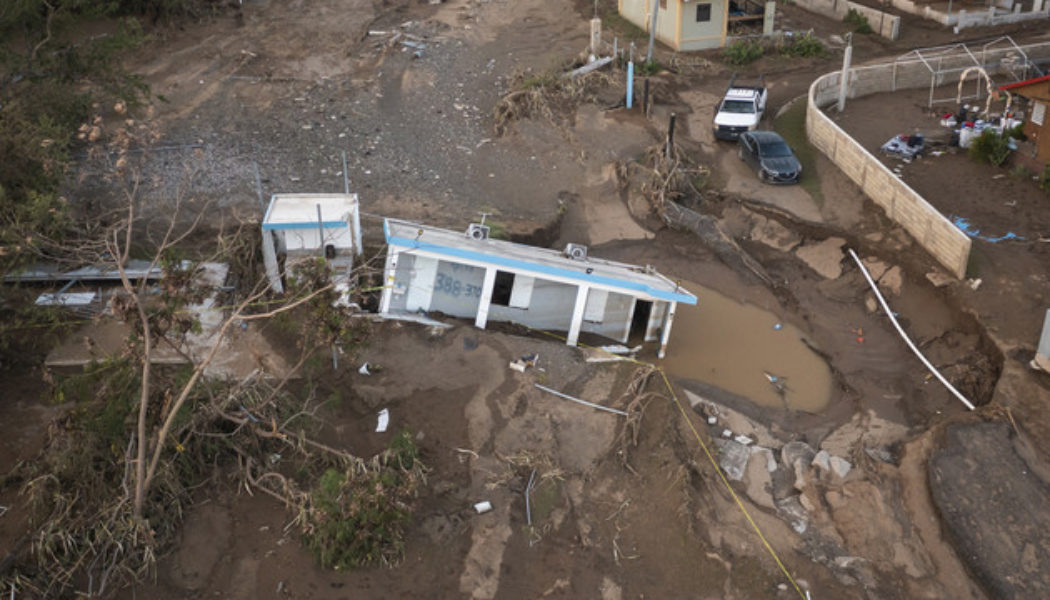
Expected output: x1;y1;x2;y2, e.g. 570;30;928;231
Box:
646;0;659;64
837;33;853;113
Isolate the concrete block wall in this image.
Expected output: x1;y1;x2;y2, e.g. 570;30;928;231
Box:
792;0;900;39
806;71;972;278
805;42;1050;276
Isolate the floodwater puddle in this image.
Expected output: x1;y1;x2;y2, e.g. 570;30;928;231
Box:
660;283;833;412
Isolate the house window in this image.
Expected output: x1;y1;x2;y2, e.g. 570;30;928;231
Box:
696;3;712;22
660;0;667;8
491;271;515;306
1033;101;1046;126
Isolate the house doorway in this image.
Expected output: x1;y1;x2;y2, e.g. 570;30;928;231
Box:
629;300;652;342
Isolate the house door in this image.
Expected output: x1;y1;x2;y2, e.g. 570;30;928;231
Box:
629;300;652;342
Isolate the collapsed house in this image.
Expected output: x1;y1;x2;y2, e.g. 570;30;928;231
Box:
261;193;363;294
378;219;697;358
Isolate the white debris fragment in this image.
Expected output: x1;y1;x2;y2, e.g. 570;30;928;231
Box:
473;501;492;514
376;408;389;433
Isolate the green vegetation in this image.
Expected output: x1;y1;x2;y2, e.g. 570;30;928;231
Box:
637;59;662;76
774;99;824;205
1005;123;1027;141
844;8;874;34
968;129;1011;167
1010;164;1032;180
782;33;828;58
723;39;764;66
303;431;427;569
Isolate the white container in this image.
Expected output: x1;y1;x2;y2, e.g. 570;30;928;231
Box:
473;501;493;514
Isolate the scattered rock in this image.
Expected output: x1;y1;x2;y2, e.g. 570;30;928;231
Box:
776;495;809;534
792;457;809;492
811;449;831;472
795;237;845;279
743;447;777;510
864;446;896;464
685;390;782;448
781;440;816;471
829;456;852;480
714;438;751;481
878;265;904;296
926;270;954;288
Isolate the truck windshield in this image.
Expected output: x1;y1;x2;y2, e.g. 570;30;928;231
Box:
720;99;755;114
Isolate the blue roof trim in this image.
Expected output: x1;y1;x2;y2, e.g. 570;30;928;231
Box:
262;221;349;231
385;233;697;305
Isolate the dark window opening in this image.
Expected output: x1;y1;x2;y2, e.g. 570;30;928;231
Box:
660;0;667;8
629;300;653;341
491;271;515;306
324;244;336;259
696;3;712;22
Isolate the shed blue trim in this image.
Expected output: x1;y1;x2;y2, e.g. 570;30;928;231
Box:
262;221;350;231
386;234;697;305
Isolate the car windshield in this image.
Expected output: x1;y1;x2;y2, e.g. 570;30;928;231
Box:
720;99;755;114
759;140;793;158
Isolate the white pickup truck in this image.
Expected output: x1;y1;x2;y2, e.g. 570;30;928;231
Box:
713;77;768;141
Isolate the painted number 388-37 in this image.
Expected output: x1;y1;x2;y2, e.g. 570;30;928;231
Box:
435;273;482;298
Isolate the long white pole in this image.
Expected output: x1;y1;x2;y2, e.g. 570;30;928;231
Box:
837;34;853;113
847;248;976;411
646;0;659;64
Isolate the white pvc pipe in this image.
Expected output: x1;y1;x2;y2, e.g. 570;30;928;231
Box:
848;249;975;411
534;384;629;416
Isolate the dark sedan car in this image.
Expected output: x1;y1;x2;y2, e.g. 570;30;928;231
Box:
737;131;802;184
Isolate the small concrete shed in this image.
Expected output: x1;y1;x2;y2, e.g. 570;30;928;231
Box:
261;193;363;294
379;219;697;357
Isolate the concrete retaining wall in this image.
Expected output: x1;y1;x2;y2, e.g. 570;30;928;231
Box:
792;0;900;39
806;41;1050;278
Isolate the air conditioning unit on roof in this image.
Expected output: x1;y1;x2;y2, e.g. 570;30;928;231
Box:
466;223;490;240
564;243;588;261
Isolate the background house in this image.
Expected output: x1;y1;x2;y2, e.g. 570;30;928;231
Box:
618;0;773;51
261;194;363;294
379;219;697;358
1000;74;1050;168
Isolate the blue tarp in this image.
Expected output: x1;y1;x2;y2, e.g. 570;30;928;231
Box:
950;215;1024;243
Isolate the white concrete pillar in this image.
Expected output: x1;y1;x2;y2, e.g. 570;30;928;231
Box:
474;267;498;329
590;18;602;56
837;37;853;113
763;1;776;36
658;301;677;359
261;228;283;294
621;298;638;343
378;250;398;315
1035;308;1050;372
352;206;363;256
566;285;591;346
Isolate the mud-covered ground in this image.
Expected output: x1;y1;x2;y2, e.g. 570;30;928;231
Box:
4;0;1050;599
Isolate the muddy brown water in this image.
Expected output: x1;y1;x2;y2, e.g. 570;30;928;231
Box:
660;283;833;412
